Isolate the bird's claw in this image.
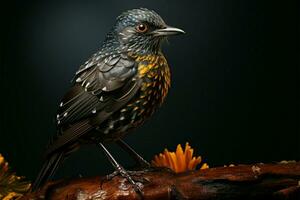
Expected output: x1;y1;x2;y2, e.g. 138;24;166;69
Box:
107;169;149;180
106;167;147;195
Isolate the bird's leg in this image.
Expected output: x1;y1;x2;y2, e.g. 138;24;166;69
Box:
97;142;143;194
116;139;151;168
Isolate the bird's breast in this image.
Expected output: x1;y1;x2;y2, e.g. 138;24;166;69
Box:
92;53;171;141
135;53;171;107
117;53;171;133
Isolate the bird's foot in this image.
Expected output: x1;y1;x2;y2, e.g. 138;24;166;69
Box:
107;169;150;183
106;166;147;195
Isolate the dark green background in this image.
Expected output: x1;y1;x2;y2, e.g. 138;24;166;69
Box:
0;0;299;182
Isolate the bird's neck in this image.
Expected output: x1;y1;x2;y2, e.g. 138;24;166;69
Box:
100;31;162;56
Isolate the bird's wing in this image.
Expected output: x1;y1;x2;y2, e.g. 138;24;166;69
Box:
46;53;140;155
57;53;138;125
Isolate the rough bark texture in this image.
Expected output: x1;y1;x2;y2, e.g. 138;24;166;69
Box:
21;162;300;200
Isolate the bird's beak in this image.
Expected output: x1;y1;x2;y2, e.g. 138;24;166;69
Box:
152;26;185;37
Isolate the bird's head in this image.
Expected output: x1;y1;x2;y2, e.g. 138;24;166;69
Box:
103;8;184;55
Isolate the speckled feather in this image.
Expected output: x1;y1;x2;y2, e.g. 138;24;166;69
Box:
92;53;170;141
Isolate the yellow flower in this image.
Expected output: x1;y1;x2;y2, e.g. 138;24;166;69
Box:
3;192;21;200
0;154;31;199
0;154;4;165
152;142;209;173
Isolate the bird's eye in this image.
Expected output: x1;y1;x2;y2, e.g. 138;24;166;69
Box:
136;23;148;33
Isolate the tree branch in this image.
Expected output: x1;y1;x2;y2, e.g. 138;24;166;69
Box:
21;162;300;200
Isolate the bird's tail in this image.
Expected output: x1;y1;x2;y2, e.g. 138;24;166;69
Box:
31;151;64;191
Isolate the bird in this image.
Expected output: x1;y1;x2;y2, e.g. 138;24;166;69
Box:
32;8;184;192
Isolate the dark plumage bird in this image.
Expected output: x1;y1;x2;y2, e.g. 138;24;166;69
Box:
32;8;184;191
